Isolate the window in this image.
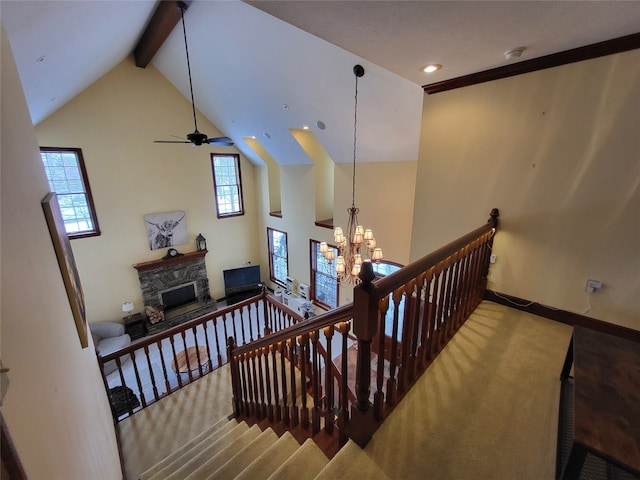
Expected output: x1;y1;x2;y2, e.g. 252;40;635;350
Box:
211;154;244;218
268;228;288;286
310;240;338;309
40;147;100;238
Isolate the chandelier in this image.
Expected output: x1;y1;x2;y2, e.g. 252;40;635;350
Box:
320;65;383;285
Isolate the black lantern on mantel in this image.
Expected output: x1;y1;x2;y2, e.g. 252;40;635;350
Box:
195;233;207;252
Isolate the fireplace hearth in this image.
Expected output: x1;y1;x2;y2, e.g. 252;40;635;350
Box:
133;251;216;334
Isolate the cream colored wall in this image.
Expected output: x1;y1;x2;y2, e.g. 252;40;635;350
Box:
259;160;417;306
412;50;640;330
1;26;122;479
35;58;261;323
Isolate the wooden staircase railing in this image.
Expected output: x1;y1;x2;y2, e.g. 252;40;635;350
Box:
97;289;305;421
227;304;355;450
228;208;499;453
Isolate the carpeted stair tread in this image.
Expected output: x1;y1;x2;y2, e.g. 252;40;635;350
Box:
234;432;301;480
151;423;256;480
139;417;237;480
169;424;262;480
266;438;329;480
202;428;279;479
314;440;392;480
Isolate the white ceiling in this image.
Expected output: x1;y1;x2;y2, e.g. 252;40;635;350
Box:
2;0;640;166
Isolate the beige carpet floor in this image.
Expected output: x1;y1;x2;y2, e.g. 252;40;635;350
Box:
118;301;573;480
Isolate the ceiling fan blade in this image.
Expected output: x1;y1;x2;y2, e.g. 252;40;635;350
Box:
205;136;234;146
154;140;191;144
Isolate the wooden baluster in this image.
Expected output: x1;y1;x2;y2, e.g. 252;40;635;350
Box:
386;287;403;406
169;335;183;389
143;344;159;403
263;295;272;336
338;320;350;447
238;308;247;345
156;339;171;394
400;281;420;393
418;272;434;370
230;310;239;346
247;303;255;342
270;344;280;422
240;352;250;416
227;337;242;417
299;334;309;429
200;323;213;373
323;325;335;434
310;330;321;435
288;337;299;426
211;318;223;367
439;258;454;348
443;256;457;342
250;350;260;418
446;252;460;337
255;347;265;419
279;341;289;425
374;296;389;420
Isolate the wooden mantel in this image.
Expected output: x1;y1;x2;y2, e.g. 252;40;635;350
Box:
133;250;207;272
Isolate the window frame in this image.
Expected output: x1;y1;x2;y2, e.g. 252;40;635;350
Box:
40;147;101;239
310;239;339;310
267;227;289;287
210;153;245;218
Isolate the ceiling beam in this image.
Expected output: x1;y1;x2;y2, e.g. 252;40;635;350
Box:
423;32;640;94
133;0;193;68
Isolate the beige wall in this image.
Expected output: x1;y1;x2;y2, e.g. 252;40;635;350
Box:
259;160;417;305
1;26;122;479
412;50;640;330
35;58;261;323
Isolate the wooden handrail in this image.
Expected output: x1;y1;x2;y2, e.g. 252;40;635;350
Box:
232;304;353;356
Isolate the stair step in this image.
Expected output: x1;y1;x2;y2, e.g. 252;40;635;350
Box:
234;432;300;480
167;424;261;480
202;428;279;479
266;438;329;480
139;417;237;480
313;440;392;480
149;422;254;480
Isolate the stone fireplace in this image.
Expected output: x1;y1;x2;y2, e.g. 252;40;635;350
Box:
133;251;217;334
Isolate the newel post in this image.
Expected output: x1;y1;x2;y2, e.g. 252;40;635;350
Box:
227;337;241;417
481;208;500;294
350;261;379;447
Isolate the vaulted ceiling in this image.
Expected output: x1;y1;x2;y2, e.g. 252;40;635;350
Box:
2;1;639;166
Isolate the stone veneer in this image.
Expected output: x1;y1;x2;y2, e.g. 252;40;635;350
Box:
134;251;216;333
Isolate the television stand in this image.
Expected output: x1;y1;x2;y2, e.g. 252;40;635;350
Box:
225;285;262;305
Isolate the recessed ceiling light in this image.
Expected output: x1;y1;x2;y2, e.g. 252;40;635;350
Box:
316;121;326;130
282;104;289;110
36;55;46;63
263;132;271;139
422;64;442;74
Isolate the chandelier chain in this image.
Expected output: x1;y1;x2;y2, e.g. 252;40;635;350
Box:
351;73;359;208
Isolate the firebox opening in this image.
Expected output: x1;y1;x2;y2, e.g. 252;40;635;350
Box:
159;282;197;311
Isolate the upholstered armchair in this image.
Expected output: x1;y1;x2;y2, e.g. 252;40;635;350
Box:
90;322;132;375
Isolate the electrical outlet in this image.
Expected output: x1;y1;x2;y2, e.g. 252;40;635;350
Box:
490;254;497;264
586;279;602;293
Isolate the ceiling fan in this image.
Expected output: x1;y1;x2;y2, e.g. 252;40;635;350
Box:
154;1;234;147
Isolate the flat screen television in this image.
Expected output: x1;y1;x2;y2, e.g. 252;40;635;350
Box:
223;265;261;295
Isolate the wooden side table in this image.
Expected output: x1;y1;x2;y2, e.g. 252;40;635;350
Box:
171;346;209;375
123;313;146;340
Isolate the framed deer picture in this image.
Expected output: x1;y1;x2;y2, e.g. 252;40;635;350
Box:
144;210;188;250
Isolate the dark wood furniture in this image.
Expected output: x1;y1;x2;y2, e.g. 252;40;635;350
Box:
559;326;640;479
123;313;146;340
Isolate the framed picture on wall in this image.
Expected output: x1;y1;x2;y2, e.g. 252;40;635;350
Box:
42;192;88;348
144;210;188;250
